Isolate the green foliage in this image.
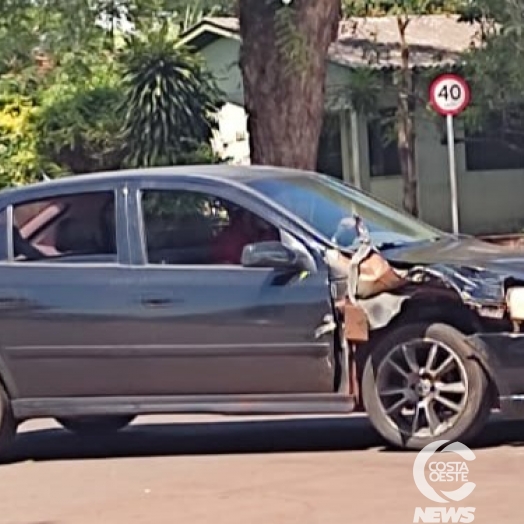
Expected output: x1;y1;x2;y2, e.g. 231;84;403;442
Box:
343;0;461;16
455;0;524;148
170;0;236;21
352;74;382;116
119;20;224;167
0;94;60;187
0;0;228;187
273;2;310;76
34;58;125;173
337;0;465;115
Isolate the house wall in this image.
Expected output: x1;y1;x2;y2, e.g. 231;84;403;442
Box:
199;37;524;236
211;102;250;165
201;38;245;106
363;111;524;235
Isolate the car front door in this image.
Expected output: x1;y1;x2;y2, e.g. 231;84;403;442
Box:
125;180;337;397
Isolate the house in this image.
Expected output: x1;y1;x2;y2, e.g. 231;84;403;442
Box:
180;15;524;235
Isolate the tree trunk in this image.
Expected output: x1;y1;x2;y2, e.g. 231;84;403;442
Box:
238;0;341;170
396;16;418;217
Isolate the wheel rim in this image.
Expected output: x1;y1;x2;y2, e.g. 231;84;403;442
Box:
376;338;469;439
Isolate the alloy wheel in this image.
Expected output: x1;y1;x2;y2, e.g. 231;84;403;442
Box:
376;338;469;438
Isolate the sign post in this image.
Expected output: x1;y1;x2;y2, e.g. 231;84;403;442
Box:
429;74;471;235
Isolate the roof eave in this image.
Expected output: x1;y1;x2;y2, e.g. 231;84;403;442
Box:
177;20;240;50
179;20;465;72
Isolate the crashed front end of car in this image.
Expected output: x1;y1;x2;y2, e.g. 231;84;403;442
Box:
322;218;524;439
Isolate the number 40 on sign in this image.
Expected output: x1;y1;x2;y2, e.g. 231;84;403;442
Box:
429;74;471;236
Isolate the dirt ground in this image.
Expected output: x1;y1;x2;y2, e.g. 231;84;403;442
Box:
2;414;523;524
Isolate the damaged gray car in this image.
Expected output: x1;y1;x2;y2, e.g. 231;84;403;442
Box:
0;165;524;454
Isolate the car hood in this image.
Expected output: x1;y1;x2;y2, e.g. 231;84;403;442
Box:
385;236;524;274
380;236;524;307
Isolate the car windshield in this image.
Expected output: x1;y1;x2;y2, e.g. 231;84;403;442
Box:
247;174;442;249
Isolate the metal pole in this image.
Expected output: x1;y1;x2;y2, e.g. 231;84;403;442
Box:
446;114;459;235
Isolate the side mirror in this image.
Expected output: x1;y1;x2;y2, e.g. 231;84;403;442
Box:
241;241;301;270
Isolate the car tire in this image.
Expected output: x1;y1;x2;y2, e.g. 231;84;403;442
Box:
0;382;16;456
57;415;135;435
362;322;491;451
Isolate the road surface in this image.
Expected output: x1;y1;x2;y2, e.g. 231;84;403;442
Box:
2;414;523;524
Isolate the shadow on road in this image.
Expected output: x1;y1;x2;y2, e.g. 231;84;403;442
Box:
3;415;524;464
4;415;380;464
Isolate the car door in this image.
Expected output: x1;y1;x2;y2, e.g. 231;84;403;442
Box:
125;179;337;396
0;181;141;399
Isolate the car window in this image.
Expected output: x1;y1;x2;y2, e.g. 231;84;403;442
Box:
10;190;117;263
140;189;280;265
247;174;442;249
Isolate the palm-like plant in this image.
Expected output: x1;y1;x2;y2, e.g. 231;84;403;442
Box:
119;20;223;168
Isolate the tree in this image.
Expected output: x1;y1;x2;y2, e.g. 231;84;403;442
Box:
238;0;341;170
119;20;224;167
457;0;524;152
343;0;461;217
0;0;227;185
169;0;236;16
34;56;124;174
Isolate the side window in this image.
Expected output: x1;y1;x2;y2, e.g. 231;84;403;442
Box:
11;191;117;263
141;189;280;265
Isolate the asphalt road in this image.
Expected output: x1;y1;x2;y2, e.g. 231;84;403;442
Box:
2;414;524;524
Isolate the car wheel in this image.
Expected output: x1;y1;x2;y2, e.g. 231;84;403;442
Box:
0;382;16;456
362;322;491;450
57;415;135;435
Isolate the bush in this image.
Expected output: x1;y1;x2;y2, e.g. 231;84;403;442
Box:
34;59;125;173
0;94;60;188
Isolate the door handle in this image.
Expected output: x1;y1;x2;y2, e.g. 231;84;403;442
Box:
141;297;173;308
0;297;28;309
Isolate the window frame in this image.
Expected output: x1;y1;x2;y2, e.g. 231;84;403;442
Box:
130;179;312;269
0;183;131;268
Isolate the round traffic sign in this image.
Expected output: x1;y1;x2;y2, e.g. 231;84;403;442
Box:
429;74;470;116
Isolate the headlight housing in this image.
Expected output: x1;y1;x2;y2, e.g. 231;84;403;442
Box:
507;287;524;321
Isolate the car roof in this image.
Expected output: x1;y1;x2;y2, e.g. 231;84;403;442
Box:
0;165;318;202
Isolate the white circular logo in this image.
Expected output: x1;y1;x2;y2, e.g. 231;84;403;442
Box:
413;440;476;504
429;75;470;116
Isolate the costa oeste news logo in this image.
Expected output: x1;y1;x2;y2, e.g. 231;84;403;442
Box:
413;440;476;523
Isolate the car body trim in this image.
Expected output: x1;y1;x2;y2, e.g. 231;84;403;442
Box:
12;393;355;419
6;343;331;360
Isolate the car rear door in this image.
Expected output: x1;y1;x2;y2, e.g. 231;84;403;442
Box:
0;181;141;399
124;178;337;396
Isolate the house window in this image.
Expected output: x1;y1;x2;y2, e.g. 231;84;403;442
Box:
465;113;524;171
368;108;401;177
317;112;343;179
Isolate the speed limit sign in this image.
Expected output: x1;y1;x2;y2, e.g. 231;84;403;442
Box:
429;74;470;116
429;73;471;236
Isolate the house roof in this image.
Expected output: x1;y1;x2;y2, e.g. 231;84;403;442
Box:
179;15;483;70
